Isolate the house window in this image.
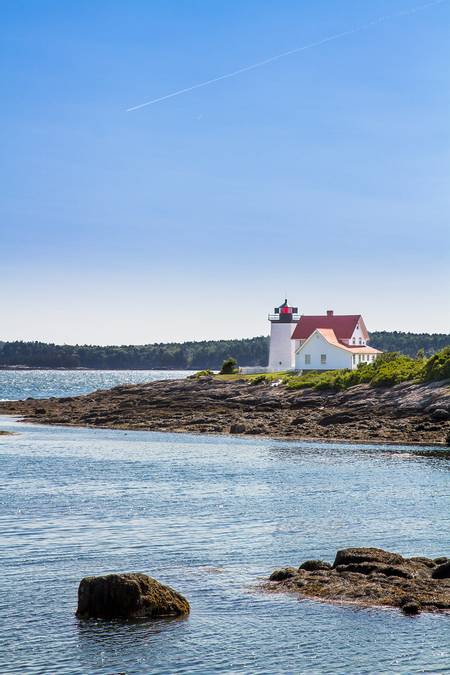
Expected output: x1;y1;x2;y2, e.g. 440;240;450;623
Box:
353;355;356;364
321;354;327;365
305;354;311;365
352;338;356;344
359;338;362;345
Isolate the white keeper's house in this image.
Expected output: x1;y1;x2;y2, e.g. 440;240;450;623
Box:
268;301;382;372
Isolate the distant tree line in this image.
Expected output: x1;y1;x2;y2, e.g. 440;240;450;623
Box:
0;332;448;369
0;337;269;370
369;331;450;356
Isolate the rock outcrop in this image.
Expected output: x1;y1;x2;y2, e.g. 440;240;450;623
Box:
76;572;190;620
1;376;449;445
432;561;450;579
265;547;450;615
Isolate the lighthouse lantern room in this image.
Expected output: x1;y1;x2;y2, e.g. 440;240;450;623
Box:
268;299;300;372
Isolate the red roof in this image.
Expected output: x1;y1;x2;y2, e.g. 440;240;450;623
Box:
291;313;368;341
312;329;381;354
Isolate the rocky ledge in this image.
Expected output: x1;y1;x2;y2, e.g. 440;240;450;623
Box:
265;548;450;615
0;376;449;445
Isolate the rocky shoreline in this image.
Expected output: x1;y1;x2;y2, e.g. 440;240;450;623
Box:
265;547;450;615
0;375;449;445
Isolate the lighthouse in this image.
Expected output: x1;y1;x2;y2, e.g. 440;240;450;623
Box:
268;299;300;372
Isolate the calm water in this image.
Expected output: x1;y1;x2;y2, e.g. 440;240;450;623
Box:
0;369;195;400
0;415;449;675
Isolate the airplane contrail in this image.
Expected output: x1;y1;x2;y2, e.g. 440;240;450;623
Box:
126;0;448;112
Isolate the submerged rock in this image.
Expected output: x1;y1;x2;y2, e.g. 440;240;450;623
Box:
76;572;190;620
399;597;422;615
265;548;450;615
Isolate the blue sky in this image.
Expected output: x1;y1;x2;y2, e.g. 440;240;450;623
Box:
1;0;449;344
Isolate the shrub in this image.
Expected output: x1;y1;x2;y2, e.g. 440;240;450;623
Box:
249;374;269;385
370;355;424;387
220;357;238;375
283;347;450;391
286;370;340;390
191;369;214;379
422;346;450;382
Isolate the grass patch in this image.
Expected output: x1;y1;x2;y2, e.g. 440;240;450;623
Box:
188;369;214;379
214;370;293;383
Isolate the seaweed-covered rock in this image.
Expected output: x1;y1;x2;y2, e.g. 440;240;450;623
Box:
409;556;436;568
431;408;449;421
432;562;450;580
333;547;403;568
229;423;246;434
299;560;332;572
265;548;450;615
335;562;412;579
269;567;297;581
76;572;190;620
319;412;354;426
434;557;449;565
400;597;421;615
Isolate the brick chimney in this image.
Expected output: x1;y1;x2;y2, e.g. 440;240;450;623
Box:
327;310;334;317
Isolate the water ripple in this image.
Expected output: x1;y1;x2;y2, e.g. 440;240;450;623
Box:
0;418;449;673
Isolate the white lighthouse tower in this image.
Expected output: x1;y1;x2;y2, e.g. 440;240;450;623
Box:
268;299;300;372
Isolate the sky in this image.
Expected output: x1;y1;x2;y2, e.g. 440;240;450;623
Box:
1;0;449;344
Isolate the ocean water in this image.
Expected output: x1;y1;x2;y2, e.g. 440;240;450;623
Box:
0;415;449;675
0;369;195;400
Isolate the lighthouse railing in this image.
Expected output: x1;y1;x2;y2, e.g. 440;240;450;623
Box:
268;313;301;321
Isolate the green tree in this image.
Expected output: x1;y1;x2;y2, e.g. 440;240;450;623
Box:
220;357;238;374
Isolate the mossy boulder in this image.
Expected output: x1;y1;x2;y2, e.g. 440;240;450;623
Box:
399;597;422;615
432;561;450;579
269;567;297;581
333;547;404;568
299;560;332;572
76;572;190;620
